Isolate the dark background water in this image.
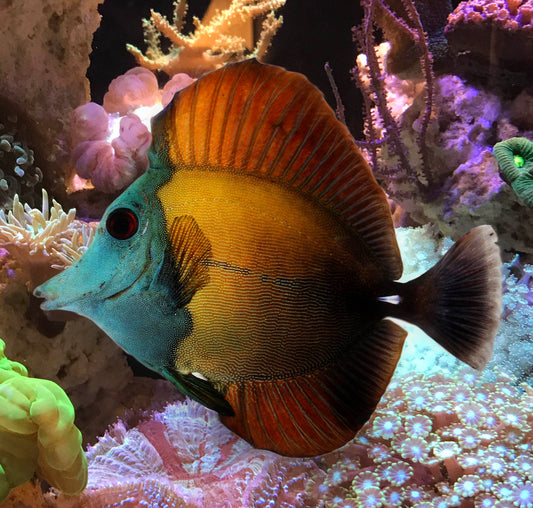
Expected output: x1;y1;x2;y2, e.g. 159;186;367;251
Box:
89;0;364;137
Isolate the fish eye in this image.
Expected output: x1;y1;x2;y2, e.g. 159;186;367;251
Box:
106;208;139;240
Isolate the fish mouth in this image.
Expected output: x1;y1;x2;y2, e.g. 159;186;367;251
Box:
35;255;150;312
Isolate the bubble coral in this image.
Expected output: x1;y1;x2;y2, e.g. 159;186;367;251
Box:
69;69;195;194
0;338;87;502
493;137;533;206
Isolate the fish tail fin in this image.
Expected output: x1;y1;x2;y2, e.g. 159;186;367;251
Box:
394;225;502;369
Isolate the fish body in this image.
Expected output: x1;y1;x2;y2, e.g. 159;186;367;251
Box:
35;60;502;457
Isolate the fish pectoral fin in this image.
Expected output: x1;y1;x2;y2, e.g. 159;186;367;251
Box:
153;215;212;312
162;366;234;417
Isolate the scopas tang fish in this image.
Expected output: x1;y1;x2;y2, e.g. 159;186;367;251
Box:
35;59;502;457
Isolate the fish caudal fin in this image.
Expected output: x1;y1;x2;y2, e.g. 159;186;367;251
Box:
395;225;502;369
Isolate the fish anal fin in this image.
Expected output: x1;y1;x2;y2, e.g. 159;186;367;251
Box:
221;319;407;456
154;215;212;310
162;366;234;416
152;59;402;280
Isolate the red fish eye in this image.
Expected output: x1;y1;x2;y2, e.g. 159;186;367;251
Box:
106;208;139;240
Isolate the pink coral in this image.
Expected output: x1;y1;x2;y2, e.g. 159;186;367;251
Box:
103;67;161;115
58;399;324;507
71;113;150;193
69;68;195;193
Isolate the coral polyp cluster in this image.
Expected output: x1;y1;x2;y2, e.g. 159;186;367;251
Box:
20;368;529;507
0;190;95;288
493;137;533;207
317;368;533;507
126;0;286;77
0;338;87;503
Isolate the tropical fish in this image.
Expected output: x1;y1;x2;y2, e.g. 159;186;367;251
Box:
34;59;502;457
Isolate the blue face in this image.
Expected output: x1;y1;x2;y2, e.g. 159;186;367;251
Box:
34;170;190;375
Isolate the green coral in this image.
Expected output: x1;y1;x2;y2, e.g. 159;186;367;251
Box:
0;338;87;502
493;137;533;206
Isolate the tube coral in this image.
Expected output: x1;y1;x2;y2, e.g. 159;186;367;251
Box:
493;137;533;206
0;338;87;502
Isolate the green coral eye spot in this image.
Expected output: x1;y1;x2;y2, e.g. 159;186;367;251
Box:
514;154;525;168
493;137;533;207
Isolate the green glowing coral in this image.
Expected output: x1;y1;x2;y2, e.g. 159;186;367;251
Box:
0;338;87;502
493;137;533;207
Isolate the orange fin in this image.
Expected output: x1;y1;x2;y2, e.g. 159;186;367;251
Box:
395;225;502;369
221;319;407;456
154;215;212;309
151;59;402;280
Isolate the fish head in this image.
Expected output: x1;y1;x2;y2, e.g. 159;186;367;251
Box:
33;170;190;368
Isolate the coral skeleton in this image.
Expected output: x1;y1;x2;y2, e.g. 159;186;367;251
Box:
126;0;286;77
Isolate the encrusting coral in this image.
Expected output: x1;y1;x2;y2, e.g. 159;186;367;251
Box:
493;137;533;207
0;338;87;503
445;0;533;87
126;0;286;78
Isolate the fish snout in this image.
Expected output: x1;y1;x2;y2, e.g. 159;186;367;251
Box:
34;280;61;311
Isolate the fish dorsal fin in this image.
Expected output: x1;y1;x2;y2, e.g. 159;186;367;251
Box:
151;59;402;279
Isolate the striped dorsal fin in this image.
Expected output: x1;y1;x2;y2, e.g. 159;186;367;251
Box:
150;59;402;280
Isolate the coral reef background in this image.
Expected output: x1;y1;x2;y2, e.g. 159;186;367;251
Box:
1;0;533;506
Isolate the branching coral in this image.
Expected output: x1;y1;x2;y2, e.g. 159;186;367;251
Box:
126;0;286;78
0;189;95;289
0;338;87;502
352;0;436;196
493;137;533;207
353;4;533;252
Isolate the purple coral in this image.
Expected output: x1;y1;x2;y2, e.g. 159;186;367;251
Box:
45;368;532;507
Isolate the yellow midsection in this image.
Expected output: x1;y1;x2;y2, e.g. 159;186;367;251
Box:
157;169;374;383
